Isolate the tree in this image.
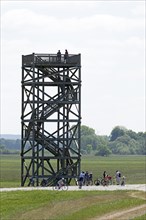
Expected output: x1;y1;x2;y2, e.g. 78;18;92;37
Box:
126;130;138;140
81;125;95;136
110;126;127;141
96;136;109;149
81;125;98;153
86;144;92;154
95;145;111;156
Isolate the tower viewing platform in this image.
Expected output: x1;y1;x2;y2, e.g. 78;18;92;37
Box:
22;53;81;67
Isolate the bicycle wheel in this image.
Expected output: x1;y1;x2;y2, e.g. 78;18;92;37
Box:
101;179;109;186
109;179;112;185
53;185;59;190
85;180;89;186
62;185;68;190
94;180;100;186
101;179;106;186
89;180;93;186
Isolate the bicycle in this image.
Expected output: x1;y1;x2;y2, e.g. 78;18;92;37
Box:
106;176;112;185
53;183;68;191
94;176;112;186
84;178;93;186
94;178;101;186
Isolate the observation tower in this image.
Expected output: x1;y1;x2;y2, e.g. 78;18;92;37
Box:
21;52;81;186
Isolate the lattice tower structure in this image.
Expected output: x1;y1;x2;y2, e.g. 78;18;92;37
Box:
21;53;81;186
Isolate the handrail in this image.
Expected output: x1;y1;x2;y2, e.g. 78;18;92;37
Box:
22;53;80;65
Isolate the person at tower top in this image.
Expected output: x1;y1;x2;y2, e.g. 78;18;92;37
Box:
57;50;61;62
64;49;68;63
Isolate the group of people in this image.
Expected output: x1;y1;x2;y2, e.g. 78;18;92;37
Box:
103;170;126;186
56;169;126;189
78;170;126;187
78;171;93;187
57;49;68;63
115;170;126;186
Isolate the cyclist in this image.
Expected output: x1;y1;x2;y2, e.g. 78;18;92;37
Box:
57;178;65;189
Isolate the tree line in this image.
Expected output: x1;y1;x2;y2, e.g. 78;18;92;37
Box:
0;138;20;154
0;125;145;155
80;125;146;156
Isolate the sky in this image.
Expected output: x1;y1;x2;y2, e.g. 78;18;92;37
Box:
1;0;145;136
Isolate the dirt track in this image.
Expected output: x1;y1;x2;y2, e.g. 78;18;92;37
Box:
92;204;146;220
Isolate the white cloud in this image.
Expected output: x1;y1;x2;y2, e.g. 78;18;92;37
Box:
1;1;145;135
2;7;144;38
131;4;145;16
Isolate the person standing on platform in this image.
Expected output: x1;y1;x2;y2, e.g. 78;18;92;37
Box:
64;49;68;63
57;50;61;62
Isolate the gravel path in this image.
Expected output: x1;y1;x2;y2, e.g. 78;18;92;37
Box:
91;204;146;220
0;184;146;192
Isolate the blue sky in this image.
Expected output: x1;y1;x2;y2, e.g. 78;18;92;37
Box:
1;1;145;135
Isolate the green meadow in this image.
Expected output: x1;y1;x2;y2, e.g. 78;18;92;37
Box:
1;190;146;220
0;154;145;187
0;154;146;220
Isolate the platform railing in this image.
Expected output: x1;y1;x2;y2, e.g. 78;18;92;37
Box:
23;53;80;66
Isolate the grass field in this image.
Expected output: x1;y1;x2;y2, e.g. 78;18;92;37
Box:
0;154;145;187
1;190;146;220
0;154;146;220
81;155;146;184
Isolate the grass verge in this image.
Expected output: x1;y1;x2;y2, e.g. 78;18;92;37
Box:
0;190;146;220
